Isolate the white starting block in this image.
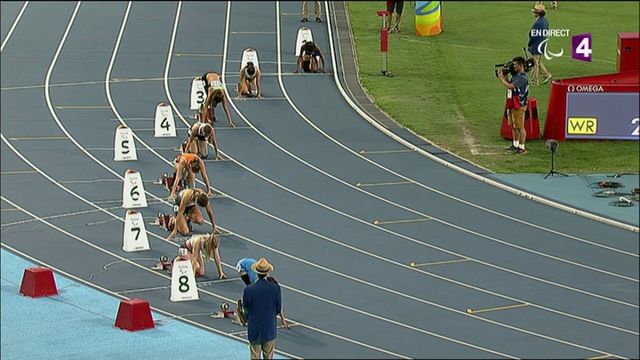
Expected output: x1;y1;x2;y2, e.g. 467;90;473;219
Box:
295;27;314;56
122;169;148;209
113;125;138;161
241;48;260;72
170;257;199;302
154;102;176;137
122;210;150;252
190;77;206;110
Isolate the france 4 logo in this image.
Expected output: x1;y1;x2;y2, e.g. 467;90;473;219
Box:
572;33;592;62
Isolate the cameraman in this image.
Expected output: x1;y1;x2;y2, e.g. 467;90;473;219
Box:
498;57;529;155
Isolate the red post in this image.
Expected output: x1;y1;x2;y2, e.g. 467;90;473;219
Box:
380;27;389;53
376;10;392;76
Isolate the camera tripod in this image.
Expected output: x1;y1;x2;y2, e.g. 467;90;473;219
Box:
544;150;568;179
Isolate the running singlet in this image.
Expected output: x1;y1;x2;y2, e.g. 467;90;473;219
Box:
178;153;199;166
175;189;196;211
195;123;209;141
183;234;205;252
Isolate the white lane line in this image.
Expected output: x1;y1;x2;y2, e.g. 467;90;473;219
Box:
166;0;638;346
326;4;638;235
169;3;509;357
13;4;399;355
159;2;640;347
231;1;620;353
0;1;29;52
277;5;640;282
103;2;407;358
171;0;640;344
2;134;409;359
223;1;640;342
0;112;628;360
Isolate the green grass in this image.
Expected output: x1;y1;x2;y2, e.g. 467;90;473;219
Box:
347;1;639;173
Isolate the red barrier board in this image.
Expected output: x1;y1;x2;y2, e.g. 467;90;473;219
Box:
543;71;639;141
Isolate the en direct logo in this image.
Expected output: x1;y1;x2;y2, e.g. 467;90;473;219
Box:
567;117;598;135
572;33;592;62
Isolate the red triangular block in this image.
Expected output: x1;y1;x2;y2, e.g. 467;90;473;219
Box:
19;267;58;297
115;298;155;331
500;97;541;140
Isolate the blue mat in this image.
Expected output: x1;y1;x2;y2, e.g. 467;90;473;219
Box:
492;173;639;226
0;249;280;360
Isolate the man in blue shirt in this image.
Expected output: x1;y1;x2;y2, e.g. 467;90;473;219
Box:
236;257;258;285
528;3;553;85
241;258;282;359
498;57;529;155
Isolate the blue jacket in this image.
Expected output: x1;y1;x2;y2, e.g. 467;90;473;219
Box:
528;15;549;55
236;258;258;284
243;277;282;343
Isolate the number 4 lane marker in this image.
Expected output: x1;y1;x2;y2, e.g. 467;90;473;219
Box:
154;102;176;137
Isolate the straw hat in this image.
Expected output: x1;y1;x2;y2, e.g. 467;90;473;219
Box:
533;4;546;13
251;258;274;275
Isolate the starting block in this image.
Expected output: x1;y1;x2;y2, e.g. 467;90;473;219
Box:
151;255;173;271
211;302;236;319
155;172;184;193
150;213;173;232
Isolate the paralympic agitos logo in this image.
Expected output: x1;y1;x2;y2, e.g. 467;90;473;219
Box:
532;29;592;62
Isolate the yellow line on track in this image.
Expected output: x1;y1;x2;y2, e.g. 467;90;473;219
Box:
373;218;431;225
410;258;470;267
9;136;68;141
54;105;110;109
359;149;413;155
586;354;613;360
0;170;38;175
174;53;222;57
356;181;412;187
466;303;529;315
